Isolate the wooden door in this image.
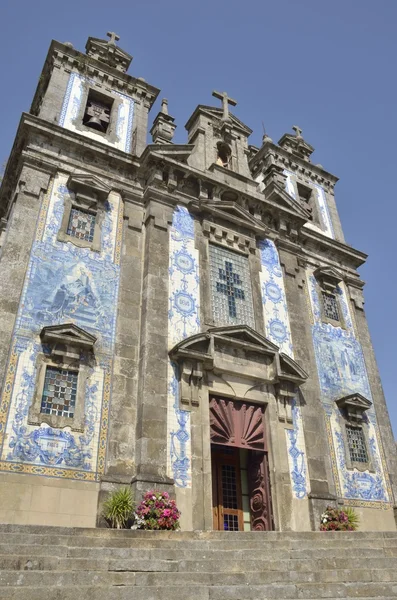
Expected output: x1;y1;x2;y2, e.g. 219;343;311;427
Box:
212;445;244;531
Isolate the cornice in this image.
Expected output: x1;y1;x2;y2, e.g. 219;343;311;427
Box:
250;141;339;188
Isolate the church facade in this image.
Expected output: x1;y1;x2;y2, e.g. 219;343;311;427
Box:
0;33;395;531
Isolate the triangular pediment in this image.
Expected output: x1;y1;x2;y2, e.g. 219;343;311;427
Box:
185;105;252;137
278;353;309;384
85;37;132;73
40;323;97;348
265;179;312;221
67;174;110;201
192;200;268;236
314;266;343;285
335;393;372;411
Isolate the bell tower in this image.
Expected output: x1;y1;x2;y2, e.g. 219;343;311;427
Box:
30;32;159;156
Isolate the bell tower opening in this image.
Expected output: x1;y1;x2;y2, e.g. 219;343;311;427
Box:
216;142;232;169
83;89;113;133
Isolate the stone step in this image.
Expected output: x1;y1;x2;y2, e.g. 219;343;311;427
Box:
1;568;395;587
1;583;397;600
62;545;388;561
1;523;397;541
1;532;396;553
1;554;396;573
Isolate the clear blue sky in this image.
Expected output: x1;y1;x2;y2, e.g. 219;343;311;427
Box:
1;1;396;435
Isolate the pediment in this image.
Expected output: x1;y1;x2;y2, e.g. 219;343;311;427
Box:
278;353;308;384
264;179;312;221
67;174;110;202
192;200;268;236
170;325;307;387
40;323;97;349
185;105;252;136
85;37;132;73
314;266;344;291
335;393;372;412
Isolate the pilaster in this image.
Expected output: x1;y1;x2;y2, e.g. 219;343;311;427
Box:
132;198;175;496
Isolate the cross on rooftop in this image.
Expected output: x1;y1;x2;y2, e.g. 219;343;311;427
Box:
212;90;237;121
107;32;120;45
292;125;303;138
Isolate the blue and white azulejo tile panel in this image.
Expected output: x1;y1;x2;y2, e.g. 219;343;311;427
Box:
59;73;134;153
259;239;310;499
0;173;122;481
307;272;391;505
284;170;335;240
167;206;200;488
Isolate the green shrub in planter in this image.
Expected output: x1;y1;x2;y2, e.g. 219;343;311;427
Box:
103;487;134;529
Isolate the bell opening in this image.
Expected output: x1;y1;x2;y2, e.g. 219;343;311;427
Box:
83;89;113;134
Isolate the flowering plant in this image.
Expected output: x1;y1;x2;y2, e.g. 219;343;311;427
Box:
132;491;181;530
320;505;359;531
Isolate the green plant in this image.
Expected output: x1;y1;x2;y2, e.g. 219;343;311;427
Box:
345;506;360;530
103;487;134;529
320;505;359;531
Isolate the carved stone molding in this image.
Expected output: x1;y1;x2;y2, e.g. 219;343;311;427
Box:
169;325;308;410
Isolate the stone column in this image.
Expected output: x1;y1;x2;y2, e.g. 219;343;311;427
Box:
0;166;51;391
279;247;337;528
131;197;175;497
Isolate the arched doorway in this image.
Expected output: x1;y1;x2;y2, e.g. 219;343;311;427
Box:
210;396;273;531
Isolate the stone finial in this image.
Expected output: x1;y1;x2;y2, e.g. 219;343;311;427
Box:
150;99;176;144
261;122;273;145
161;99;169;115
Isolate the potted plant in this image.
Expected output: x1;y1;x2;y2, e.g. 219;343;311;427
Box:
320;505;359;531
102;487;135;529
132;490;181;530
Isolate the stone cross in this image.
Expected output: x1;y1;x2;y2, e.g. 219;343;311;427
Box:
292;125;303;138
212;90;237;120
107;32;120;45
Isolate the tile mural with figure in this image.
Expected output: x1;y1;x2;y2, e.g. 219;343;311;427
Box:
0;173;123;481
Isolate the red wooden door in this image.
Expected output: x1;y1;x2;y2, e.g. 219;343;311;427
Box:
210;396;274;531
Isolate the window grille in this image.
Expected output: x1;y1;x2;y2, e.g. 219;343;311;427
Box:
67;207;96;243
322;292;340;321
40;366;78;418
209;245;255;327
346;425;368;463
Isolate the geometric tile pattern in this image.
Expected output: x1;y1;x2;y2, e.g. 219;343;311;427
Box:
307;272;391;506
259;238;310;499
167;206;201;488
0;173;123;481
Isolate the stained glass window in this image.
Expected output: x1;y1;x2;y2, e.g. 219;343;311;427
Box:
40;366;78;418
209;245;255;327
322;292;340;321
67;207;96;243
346;426;368;463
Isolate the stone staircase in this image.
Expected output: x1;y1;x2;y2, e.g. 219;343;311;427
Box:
0;525;397;599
